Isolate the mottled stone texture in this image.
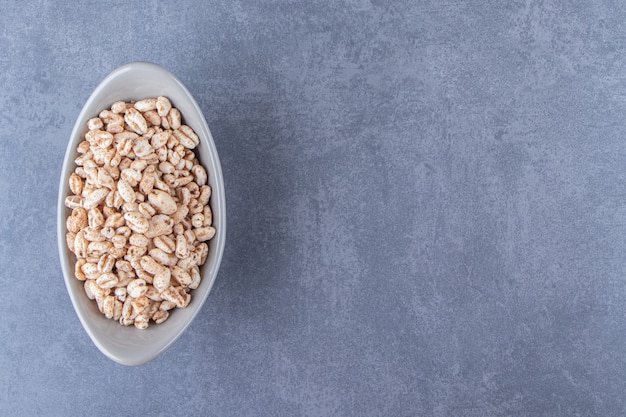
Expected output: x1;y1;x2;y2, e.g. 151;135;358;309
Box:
1;0;626;415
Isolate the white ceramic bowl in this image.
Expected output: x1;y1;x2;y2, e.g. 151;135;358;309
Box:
57;62;226;366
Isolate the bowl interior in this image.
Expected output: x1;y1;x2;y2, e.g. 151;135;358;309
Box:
57;62;225;366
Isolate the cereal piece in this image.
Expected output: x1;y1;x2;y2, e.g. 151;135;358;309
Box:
87;118;103;130
190;166;207;188
190;213;204;228
134;315;149;330
125;245;147;262
124;211;149;234
152;309;169;324
88;207;105;228
87;241;112;257
110;234;127;249
148;190;177;215
185;182;199;198
172;129;196;149
97;255;115;275
198;185;211;206
111;101;127;114
128;233;149;248
74;230;88;259
127;279;147;298
101;295;115;319
177;253;198;270
145;285;162;301
74;258;86;281
66;208;88;234
120;168;142;187
133;263;153;283
158;161;175;174
148;248;172;266
167;108;181;129
139;171;155;195
170;205;189;224
194;226;216;242
113;299;123;321
175;234;189;259
66;232;77;252
153;267;171;292
159;300;176;311
145;214;174;239
116;179;135;203
133;137;152;158
177;187;191;206
96;272;118;289
116;226;131;238
81;262;99;280
188;199;203;215
161;286;188;308
151;130;170;149
84;280;98;300
134;98;157;112
82;227;105;243
124;108;148;135
143;110;161;126
109;247;127;259
196;242;209;266
131;295;150;313
180;125;199;146
188;266;201;290
138;202;156;218
170;265;192;287
104;213;124;228
173;223;184;236
114;287;127;302
156;96;172;117
153;235;176;254
97;168;115;190
83;188;109;210
121;297;133;322
139;255;163;275
100;110;124;133
69;173;84;196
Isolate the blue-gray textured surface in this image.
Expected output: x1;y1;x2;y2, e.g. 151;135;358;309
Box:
1;0;625;415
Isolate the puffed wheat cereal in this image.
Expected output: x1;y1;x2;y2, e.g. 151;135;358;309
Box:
65;97;215;329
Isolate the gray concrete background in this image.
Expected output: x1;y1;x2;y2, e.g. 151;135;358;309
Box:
1;1;626;415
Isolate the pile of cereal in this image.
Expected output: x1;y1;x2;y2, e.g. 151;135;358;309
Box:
64;97;215;329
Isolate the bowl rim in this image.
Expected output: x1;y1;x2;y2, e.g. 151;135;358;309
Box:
57;62;226;365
